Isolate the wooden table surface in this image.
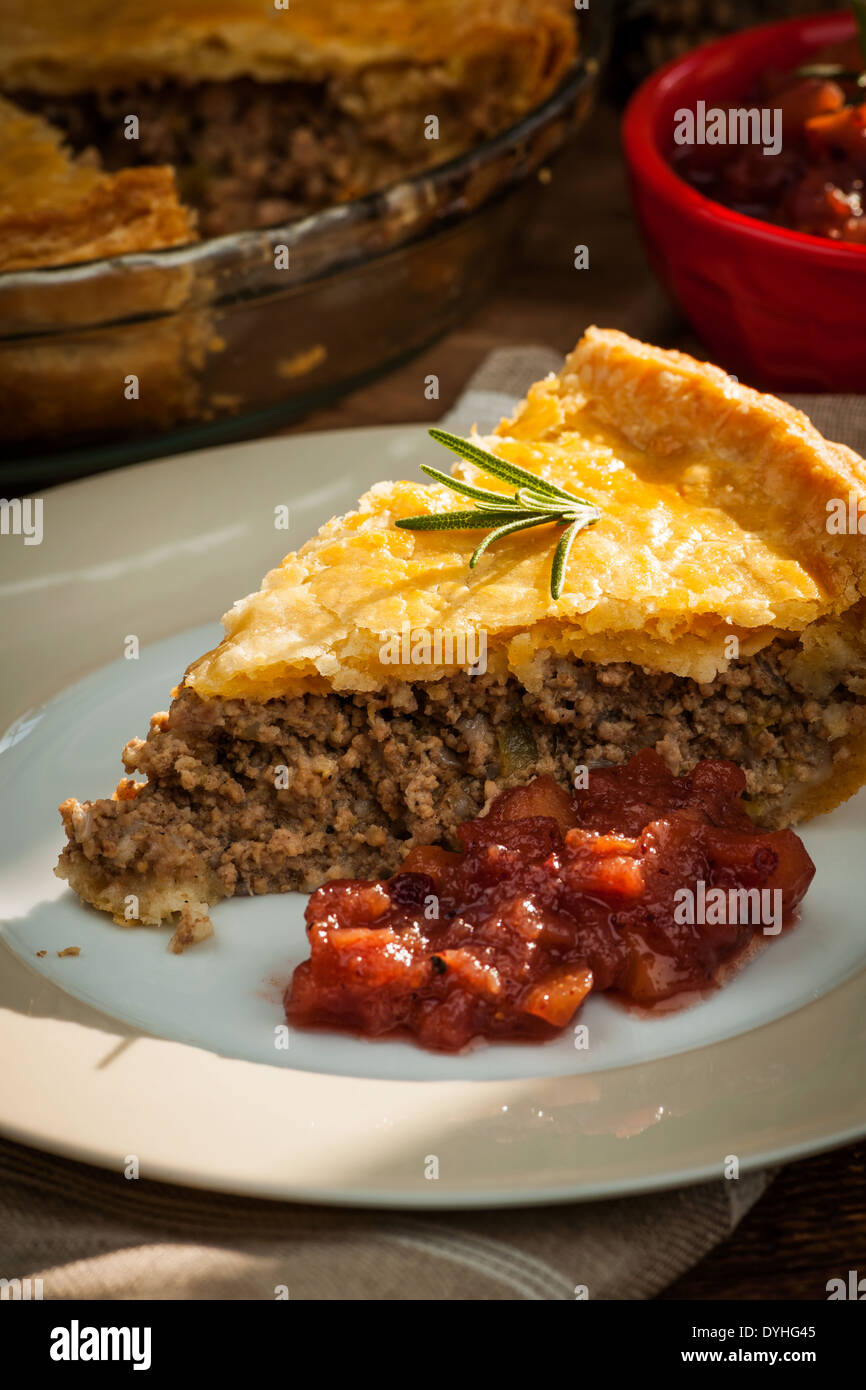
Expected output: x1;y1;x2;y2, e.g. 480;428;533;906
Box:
282;102;693;441
283;102;866;1300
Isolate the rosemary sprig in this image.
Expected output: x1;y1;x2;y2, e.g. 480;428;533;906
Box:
794;62;866;87
796;1;866;85
395;427;601;600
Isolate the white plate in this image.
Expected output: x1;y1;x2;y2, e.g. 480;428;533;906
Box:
1;428;865;1207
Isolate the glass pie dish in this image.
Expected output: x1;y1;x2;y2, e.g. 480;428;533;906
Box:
0;8;609;485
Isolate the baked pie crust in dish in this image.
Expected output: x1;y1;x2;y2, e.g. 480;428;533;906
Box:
1;0;577;239
0;95;208;439
57;329;866;948
0;0;579;450
0;97;196;272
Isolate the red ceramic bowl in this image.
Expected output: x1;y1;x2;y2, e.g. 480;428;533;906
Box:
623;10;866;391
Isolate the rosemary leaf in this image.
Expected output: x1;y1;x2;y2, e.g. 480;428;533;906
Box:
551;515;595;599
396;508;541;531
516;487;567;511
418;463;518;508
469;515;556;568
428;428;586;507
794;62;863;80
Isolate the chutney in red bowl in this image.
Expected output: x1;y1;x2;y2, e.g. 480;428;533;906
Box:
673;34;866;245
623;11;866;391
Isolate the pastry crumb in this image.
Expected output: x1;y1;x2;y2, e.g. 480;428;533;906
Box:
168;901;214;954
57;946;81;957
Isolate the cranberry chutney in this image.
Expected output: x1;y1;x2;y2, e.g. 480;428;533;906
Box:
287;750;815;1052
673;37;866;245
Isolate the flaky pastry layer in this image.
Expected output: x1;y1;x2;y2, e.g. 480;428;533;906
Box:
0;97;196;269
189;328;866;700
0;0;576;102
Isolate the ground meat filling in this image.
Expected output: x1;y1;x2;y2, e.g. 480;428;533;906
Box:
57;641;866;919
14;73;517;237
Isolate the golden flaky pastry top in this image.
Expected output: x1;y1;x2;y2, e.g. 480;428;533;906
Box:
0;98;195;270
188;328;866;700
0;0;576;100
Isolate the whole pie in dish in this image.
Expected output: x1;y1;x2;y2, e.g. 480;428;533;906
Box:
0;0;579;451
1;0;577;240
57;328;866;949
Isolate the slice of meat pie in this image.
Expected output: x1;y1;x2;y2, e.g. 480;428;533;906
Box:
57;328;866;947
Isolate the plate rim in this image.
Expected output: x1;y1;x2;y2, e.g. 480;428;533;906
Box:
2;425;865;1208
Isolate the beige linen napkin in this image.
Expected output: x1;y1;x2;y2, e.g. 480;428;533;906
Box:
2;347;860;1301
0;1136;769;1301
